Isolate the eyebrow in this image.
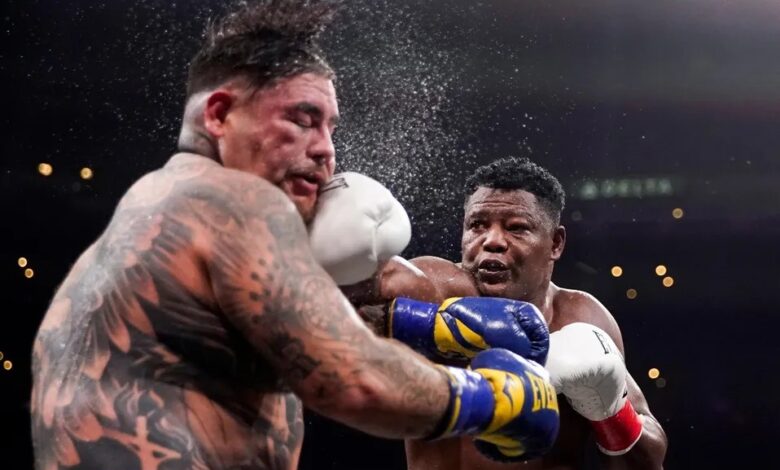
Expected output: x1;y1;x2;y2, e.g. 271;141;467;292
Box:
294;102;340;127
467;208;541;223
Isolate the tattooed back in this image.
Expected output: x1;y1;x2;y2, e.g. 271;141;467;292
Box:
30;154;304;470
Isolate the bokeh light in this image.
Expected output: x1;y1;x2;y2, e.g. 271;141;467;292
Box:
626;288;638;300
611;266;623;278
662;276;674;287
37;163;53;176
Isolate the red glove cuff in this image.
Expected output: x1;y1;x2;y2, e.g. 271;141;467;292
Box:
591;399;643;456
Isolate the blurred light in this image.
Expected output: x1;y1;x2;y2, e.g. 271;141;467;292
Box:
3;360;12;371
648;368;660;379
17;257;28;268
655;265;667;276
0;352;3;361
662;276;675;287
626;288;638;300
656;377;667;388
38;163;53;176
24;268;35;279
672;208;684;219
610;266;623;278
80;167;94;180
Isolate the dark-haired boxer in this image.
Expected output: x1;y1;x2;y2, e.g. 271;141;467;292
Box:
333;157;668;469
30;3;560;469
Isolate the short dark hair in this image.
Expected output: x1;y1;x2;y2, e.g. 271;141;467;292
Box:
185;0;339;98
464;157;566;225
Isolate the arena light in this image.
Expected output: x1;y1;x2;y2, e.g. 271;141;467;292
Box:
24;268;35;279
672;208;684;219
0;351;3;361
648;368;660;379
655;265;667;276
610;266;623;278
17;257;28;268
38;163;53;176
656;377;667;389
3;360;12;371
662;276;674;287
80;167;94;180
626;288;638;300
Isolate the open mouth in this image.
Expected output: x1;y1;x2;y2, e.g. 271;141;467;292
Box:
288;172;323;197
476;259;510;283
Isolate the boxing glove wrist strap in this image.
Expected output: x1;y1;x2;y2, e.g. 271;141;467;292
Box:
427;366;495;440
389;298;439;358
591;399;643;456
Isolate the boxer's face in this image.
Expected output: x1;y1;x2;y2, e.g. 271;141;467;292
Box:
461;187;565;300
217;73;339;222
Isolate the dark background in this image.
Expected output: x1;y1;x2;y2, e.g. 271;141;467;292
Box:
2;0;780;468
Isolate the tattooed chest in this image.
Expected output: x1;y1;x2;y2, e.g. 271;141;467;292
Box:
243;394;304;470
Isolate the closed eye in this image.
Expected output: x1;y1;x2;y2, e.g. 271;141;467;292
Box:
290;113;314;128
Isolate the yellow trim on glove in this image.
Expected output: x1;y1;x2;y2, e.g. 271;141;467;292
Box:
474;368;526;433
433;298;489;358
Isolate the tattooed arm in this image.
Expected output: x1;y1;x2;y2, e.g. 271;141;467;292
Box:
193;173;450;438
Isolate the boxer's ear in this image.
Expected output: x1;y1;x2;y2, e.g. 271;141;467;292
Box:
203;90;235;138
551;225;566;261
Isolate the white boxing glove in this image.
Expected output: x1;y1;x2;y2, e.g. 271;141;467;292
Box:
546;322;643;456
308;172;411;285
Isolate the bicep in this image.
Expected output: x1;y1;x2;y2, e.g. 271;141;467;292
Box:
378;257;442;303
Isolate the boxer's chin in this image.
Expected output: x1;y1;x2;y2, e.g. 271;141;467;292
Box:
289;195;317;223
476;280;509;297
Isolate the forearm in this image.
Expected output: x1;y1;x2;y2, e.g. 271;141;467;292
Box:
601;414;668;469
297;330;449;439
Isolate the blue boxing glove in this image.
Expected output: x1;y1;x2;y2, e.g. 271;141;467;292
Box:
390;297;549;365
432;348;560;462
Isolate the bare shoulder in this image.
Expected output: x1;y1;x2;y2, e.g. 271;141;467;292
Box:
369;256;478;304
168;155;294;214
146;155;300;244
551;285;625;352
409;256;479;298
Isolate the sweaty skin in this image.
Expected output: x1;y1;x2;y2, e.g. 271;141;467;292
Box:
359;257;662;470
30;155;453;470
350;187;667;470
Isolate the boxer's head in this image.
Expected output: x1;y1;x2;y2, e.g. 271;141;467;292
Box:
461;157;566;301
178;0;340;222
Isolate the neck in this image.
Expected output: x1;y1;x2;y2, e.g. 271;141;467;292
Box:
177;128;219;161
538;282;558;325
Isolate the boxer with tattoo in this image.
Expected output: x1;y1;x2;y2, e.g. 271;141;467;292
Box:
30;3;560;469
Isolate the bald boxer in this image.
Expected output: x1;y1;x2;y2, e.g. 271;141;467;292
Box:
30;4;560;470
344;157;668;469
